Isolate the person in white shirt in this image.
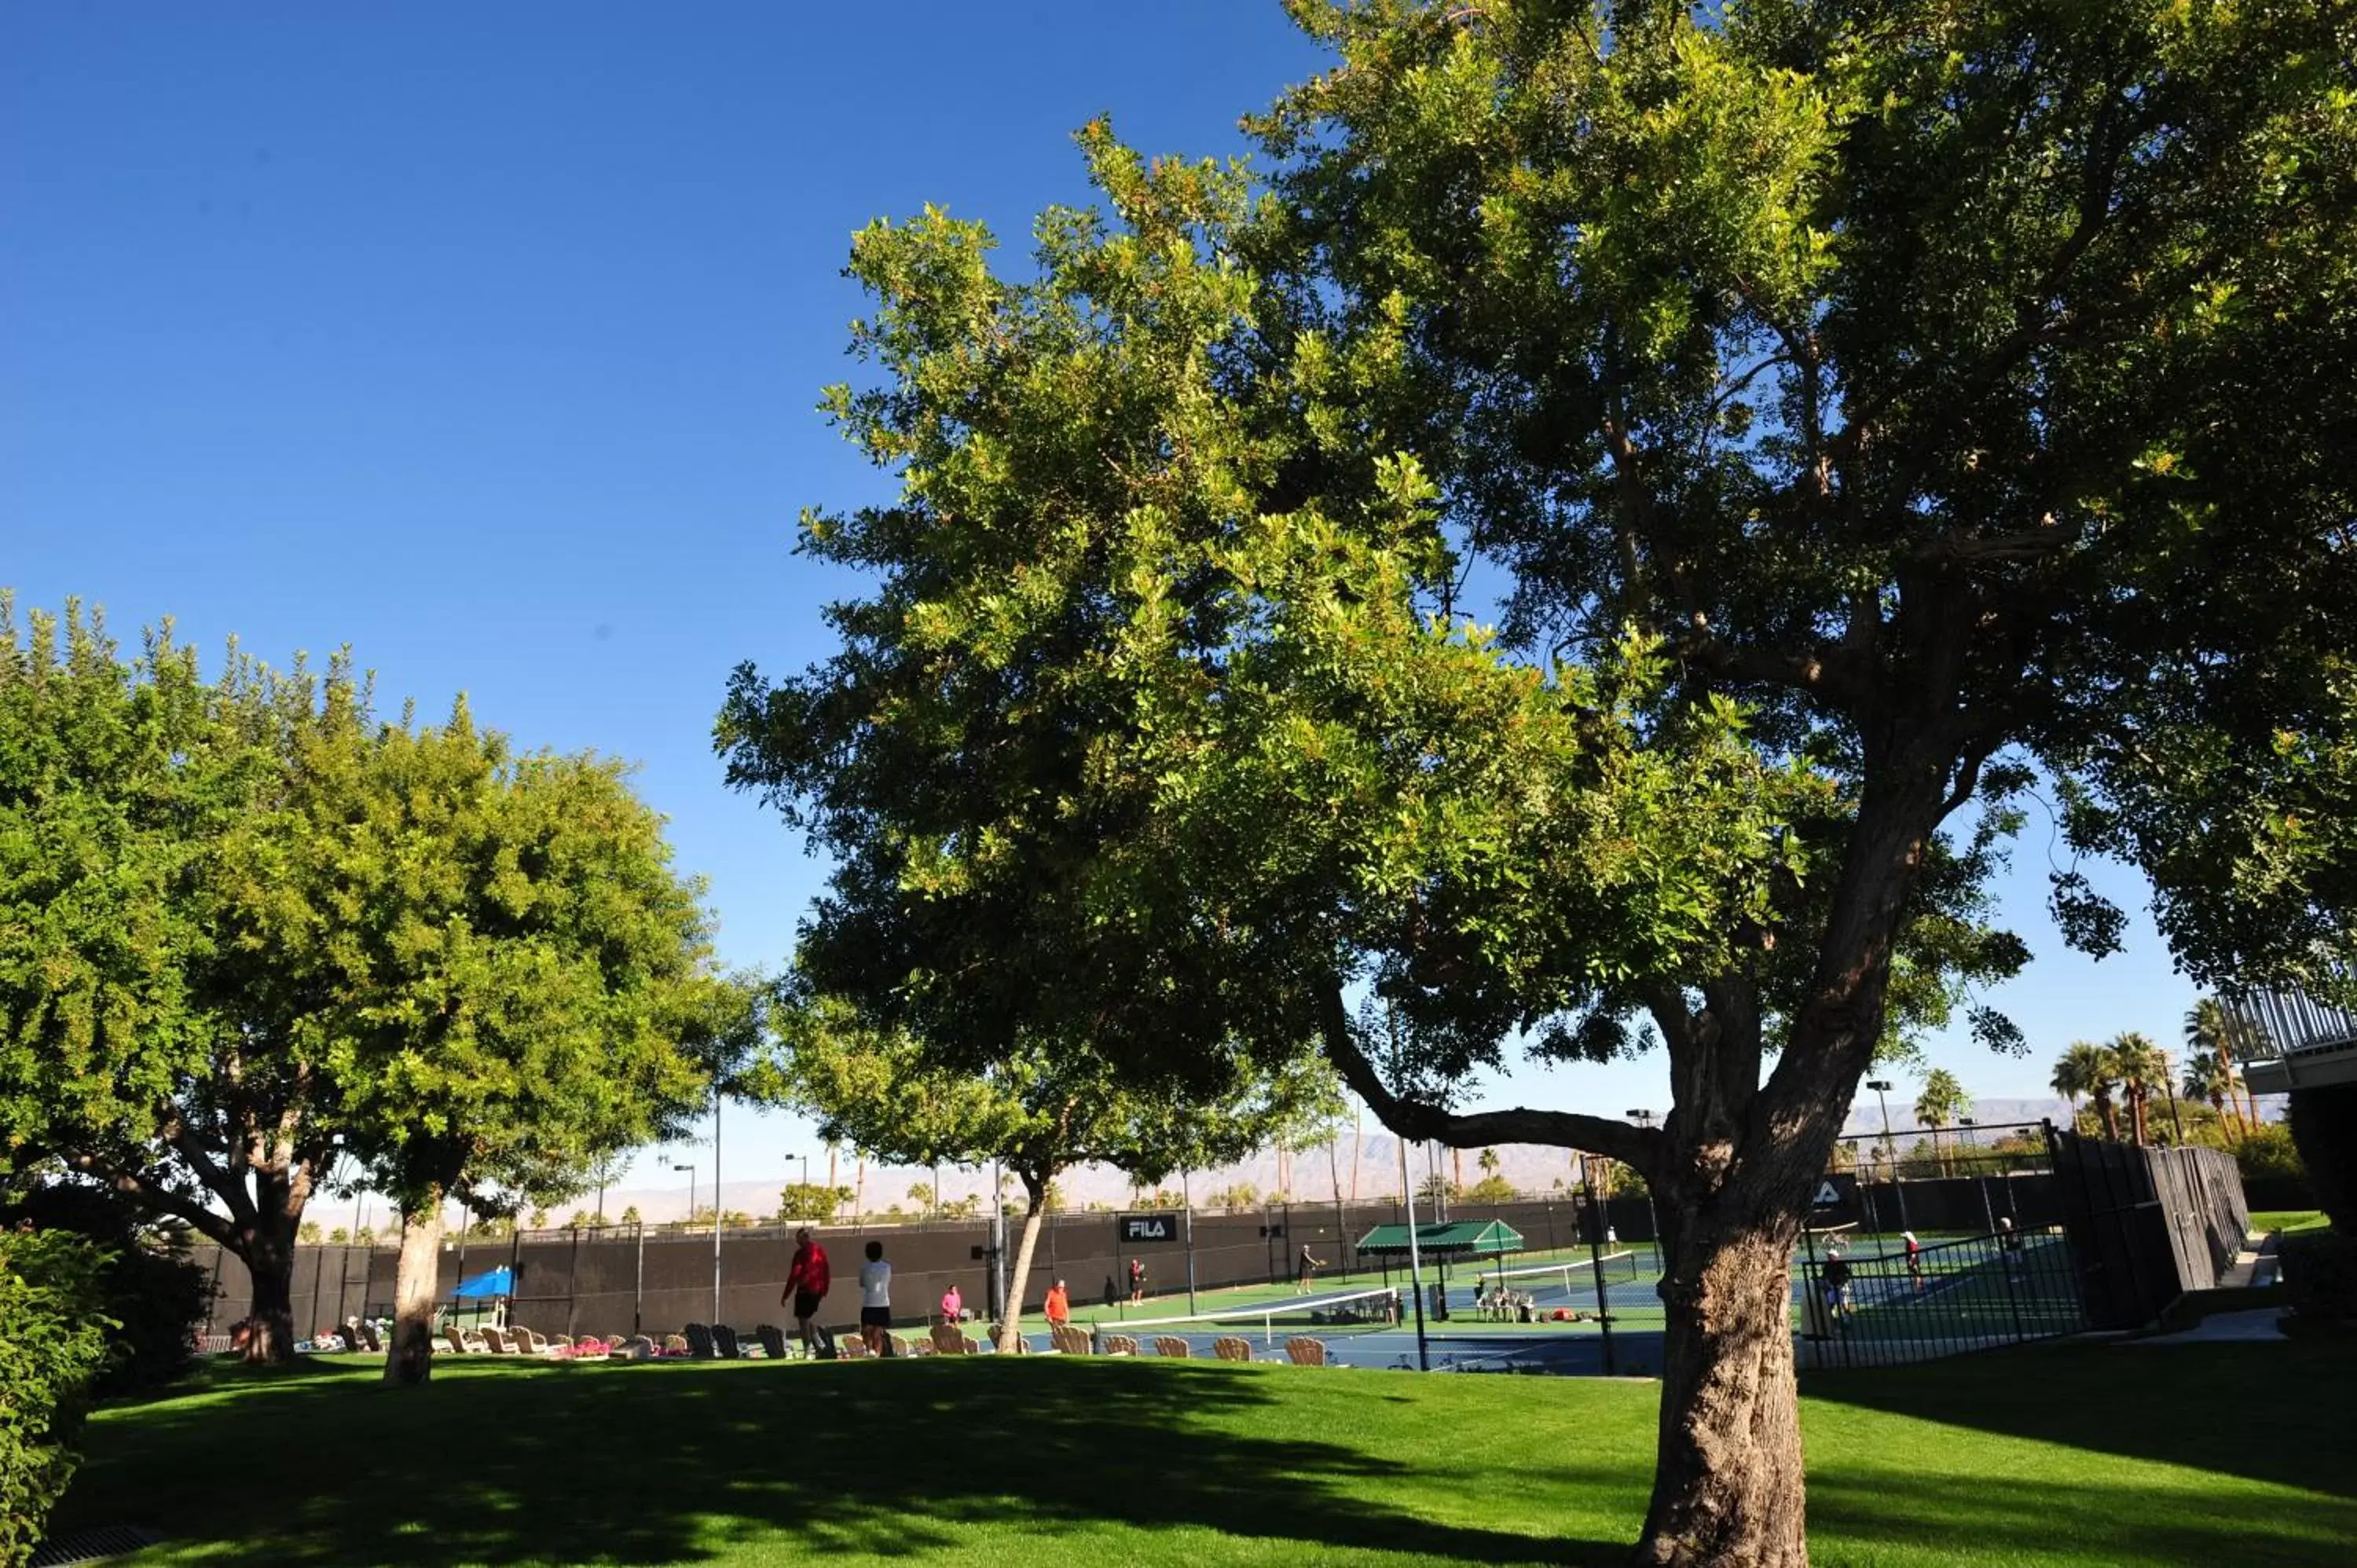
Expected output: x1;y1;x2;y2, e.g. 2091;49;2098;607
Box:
858;1240;893;1356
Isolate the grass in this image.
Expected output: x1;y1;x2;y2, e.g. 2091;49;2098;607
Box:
50;1336;2357;1566
2250;1210;2332;1236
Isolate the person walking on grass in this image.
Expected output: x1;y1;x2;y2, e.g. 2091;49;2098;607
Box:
1127;1256;1146;1305
1296;1243;1327;1294
858;1239;893;1356
782;1227;830;1356
1903;1230;1925;1292
1044;1279;1070;1332
940;1283;962;1324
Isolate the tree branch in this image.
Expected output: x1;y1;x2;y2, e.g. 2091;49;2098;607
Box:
62;1149;240;1251
1313;982;1652;1167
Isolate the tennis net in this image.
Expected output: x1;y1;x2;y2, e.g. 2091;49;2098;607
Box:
1109;1285;1405;1346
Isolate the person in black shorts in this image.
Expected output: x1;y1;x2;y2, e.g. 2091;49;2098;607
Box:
783;1227;830;1355
857;1239;893;1356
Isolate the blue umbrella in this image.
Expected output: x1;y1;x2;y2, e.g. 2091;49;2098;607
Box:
454;1266;515;1299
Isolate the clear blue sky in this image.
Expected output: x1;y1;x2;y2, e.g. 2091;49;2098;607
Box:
1;2;2205;1207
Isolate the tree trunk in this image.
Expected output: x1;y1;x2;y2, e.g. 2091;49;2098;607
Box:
995;1174;1050;1354
2129;1090;2149;1147
2095;1091;2120;1141
240;1225;299;1365
385;1204;445;1387
1637;1202;1808;1567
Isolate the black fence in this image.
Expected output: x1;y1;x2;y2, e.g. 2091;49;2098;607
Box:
1797;1225;2087;1368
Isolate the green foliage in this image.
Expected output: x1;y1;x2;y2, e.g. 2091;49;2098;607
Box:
0;1228;111;1567
1;1184;207;1398
2;599;741;1365
768;996;1333;1203
774;1183;850;1223
1462;1174;1519;1206
2235;1122;2308;1185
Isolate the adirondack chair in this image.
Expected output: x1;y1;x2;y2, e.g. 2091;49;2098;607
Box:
1211;1335;1255;1364
929;1323;970;1356
1284;1337;1330;1367
755;1324;790;1361
713;1324;743;1359
684;1322;718;1358
1153;1336;1192;1359
1099;1334;1141;1357
478;1326;515;1354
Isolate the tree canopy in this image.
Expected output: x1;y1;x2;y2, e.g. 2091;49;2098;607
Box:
721;2;2356;1559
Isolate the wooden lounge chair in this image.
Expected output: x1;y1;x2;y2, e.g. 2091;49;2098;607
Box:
987;1325;1029;1354
684;1322;718;1359
838;1332;871;1359
1211;1335;1255;1364
1050;1324;1092;1357
549;1333;573;1350
484;1326;520;1354
512;1326;550;1354
755;1324;790;1361
929;1323;970;1356
662;1333;691;1357
713;1324;744;1359
442;1327;479;1356
1285;1337;1330;1367
618;1335;658;1362
1100;1334;1140;1357
893;1334;928;1357
1153;1336;1192;1359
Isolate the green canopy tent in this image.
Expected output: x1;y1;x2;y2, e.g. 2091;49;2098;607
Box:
1354;1221;1524;1313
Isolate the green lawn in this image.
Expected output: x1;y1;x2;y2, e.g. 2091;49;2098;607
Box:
2249;1210;2332;1236
51;1338;2356;1566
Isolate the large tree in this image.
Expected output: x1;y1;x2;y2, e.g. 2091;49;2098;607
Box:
306;708;739;1387
1;599;374;1360
723;2;2356;1561
1;599;733;1372
1912;1068;1970;1175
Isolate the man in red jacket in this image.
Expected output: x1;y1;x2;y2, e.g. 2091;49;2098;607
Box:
783;1228;830;1354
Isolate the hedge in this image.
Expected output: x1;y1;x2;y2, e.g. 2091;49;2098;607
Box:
0;1229;112;1568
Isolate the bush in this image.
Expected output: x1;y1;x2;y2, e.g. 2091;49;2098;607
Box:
2233;1121;2308;1185
0;1228;113;1567
0;1185;208;1396
2279;1226;2357;1333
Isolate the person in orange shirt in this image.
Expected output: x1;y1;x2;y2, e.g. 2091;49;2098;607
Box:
1043;1279;1070;1328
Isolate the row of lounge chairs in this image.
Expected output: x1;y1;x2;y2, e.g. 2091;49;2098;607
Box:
1038;1323;1333;1365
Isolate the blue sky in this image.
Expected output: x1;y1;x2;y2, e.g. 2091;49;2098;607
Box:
2;2;2207;1205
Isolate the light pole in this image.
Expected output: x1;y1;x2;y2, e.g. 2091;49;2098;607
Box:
1625;1111;1662;1266
673;1162;696;1233
1865;1079;1911;1229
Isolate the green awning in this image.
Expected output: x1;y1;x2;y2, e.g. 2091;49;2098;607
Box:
1354;1220;1524;1256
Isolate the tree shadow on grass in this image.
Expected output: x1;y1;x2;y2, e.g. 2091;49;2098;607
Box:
57;1358;1627;1566
1803;1338;2357;1504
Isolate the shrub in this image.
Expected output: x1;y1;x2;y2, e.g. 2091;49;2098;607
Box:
0;1228;113;1567
1;1185;208;1396
2233;1122;2308;1185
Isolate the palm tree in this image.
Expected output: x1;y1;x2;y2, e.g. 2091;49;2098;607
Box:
1914;1069;1970;1175
2180;1051;2242;1134
2110;1032;2168;1146
2185;998;2260;1134
2055;1042;2122;1140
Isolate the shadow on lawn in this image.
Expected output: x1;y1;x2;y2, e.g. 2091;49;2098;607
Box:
1804;1338;2357;1505
58;1358;1622;1566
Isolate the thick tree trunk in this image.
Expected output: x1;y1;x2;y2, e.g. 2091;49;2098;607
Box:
240;1226;299;1365
995;1175;1049;1353
1636;1185;1809;1566
385;1205;445;1387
